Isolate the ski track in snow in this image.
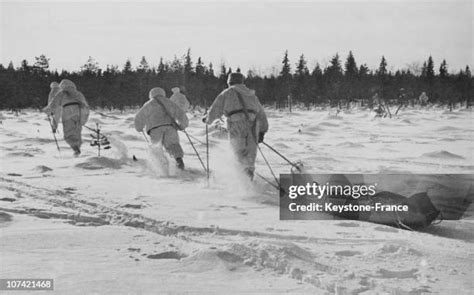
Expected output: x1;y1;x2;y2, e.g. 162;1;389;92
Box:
1;106;473;294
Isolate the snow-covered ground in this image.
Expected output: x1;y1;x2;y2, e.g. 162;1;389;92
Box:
1;106;473;294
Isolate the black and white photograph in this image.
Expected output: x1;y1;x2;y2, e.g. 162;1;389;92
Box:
0;0;473;294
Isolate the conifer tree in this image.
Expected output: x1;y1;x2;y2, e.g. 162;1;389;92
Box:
219;63;227;79
309;63;323;105
33;54;50;72
280;50;291;78
344;51;358;77
138;56;149;72
377;56;387;76
278;50;292;109
170;56;183;73
421;61;428;77
325;54;343;78
7;61;14;71
439;59;448;78
465;66;473;108
123;59;132;73
324;54;344;105
157;57;166;74
312;63;323;77
81;56;100;74
344;51;359;104
426;56;435;80
207;63;214;77
295;54;309;76
437;59;449;105
376;56;389;103
359;64;369;76
358;64;371;106
465;66;471;77
195;57;205;76
184;48;193;76
293;54;309;105
20;60;30;72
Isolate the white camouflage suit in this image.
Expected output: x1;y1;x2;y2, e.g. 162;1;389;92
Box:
47;82;62;126
206;83;269;174
43;79;90;154
419;92;429;105
134;88;189;159
170;87;190;113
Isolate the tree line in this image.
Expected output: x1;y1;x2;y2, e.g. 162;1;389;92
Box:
0;49;472;111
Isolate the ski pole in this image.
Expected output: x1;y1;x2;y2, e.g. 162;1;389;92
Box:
187;133;205;145
47;114;60;152
141;131;149;144
183;130;207;174
84;125;96;132
254;171;279;190
132;131;150;161
257;145;279;187
205;102;210;185
262;141;302;172
90;109;117;119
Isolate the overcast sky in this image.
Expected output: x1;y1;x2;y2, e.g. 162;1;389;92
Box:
1;0;472;75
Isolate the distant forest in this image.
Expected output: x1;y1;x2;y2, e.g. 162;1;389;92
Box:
0;49;472;110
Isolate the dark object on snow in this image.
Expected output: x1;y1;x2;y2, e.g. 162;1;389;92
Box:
356;191;441;230
0;197;16;202
292;174;441;230
147;251;184;260
327;174;440;230
7;173;22;177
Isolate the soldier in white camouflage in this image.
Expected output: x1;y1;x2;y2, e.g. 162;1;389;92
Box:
204;73;268;180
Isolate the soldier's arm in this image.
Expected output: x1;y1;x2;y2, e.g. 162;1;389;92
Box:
184;96;190;111
256;99;269;133
78;92;89;108
169;101;189;130
206;93;225;124
43;91;64;115
134;106;147;132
